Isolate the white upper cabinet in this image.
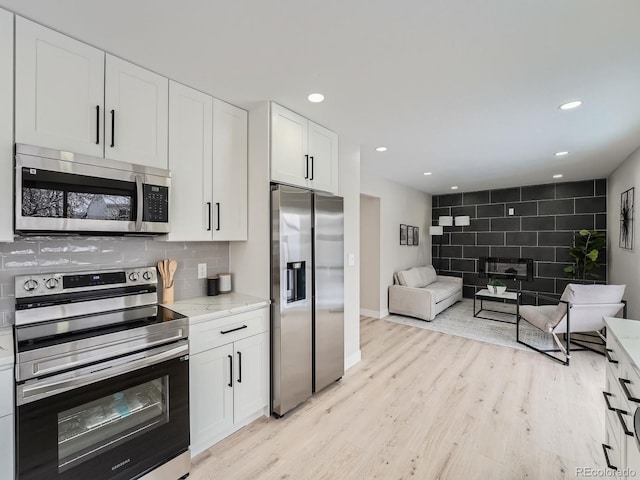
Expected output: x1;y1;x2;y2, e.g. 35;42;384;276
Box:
307;120;339;194
165;85;248;242
271;103;309;187
212;99;248;241
15;16;105;157
0;9;13;243
105;55;168;169
15;19;169;169
166;81;213;241
270;103;338;194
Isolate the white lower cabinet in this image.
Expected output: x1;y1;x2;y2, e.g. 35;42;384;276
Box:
0;365;13;480
189;308;269;456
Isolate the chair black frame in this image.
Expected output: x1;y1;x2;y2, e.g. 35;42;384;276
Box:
516;290;627;366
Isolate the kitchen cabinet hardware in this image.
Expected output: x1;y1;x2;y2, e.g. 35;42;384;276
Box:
96;105;100;144
221;325;248;335
606;348;618;364
603;391;614;411
207;202;212;231
602;444;617;470
228;354;233;387
616;408;633;436
619;377;640;403
237;351;242;383
110;109;115;147
310;155;314;180
305;154;309;179
216;202;221;231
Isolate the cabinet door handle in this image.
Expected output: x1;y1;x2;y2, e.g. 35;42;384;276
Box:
228;354;233;387
220;325;248;335
309;156;314;180
603;391;615;411
602;444;617;471
237;351;242;383
616;408;633;436
96;105;100;145
216;202;221;231
606;348;618;364
304;154;309;179
206;202;212;231
619;377;640;403
110;109;115;148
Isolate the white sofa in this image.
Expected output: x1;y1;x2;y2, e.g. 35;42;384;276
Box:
388;265;463;321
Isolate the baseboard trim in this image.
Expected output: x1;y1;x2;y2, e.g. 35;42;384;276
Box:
360;308;382;318
345;350;362;370
381;309;389;318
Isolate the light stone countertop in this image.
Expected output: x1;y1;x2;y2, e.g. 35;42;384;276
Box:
604;317;640;371
163;292;270;324
0;327;14;369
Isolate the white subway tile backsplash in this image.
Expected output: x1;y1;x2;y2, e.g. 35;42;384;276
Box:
0;236;230;325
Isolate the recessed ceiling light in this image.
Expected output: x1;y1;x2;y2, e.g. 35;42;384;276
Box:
375;146;387;152
423;172;432;176
559;100;582;110
553;174;563;178
308;93;325;103
451;186;459;190
555;151;569;157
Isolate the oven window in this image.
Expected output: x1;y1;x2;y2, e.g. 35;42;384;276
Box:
57;377;169;473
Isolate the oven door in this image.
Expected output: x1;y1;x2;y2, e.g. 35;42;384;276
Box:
16;343;189;480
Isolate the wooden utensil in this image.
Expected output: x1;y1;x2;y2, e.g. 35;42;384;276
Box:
167;260;177;288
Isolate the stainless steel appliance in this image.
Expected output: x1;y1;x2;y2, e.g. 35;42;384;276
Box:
15;144;171;235
14;267;190;480
271;185;344;417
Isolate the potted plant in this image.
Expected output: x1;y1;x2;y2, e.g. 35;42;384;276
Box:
563;229;606;280
487;278;507;295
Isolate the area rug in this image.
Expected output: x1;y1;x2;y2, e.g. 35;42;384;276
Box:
384;298;556;352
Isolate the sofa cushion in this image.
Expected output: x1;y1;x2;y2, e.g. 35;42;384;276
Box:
424;281;460;303
417;265;438;286
561;283;625;304
397;268;425;288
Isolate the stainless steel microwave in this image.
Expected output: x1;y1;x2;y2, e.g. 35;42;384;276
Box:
15;144;171;235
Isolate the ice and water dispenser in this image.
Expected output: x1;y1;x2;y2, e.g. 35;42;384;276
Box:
286;261;306;303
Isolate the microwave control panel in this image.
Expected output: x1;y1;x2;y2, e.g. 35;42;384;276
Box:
142;184;169;222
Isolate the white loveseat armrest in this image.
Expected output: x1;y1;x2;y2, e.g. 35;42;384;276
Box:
388;284;435;321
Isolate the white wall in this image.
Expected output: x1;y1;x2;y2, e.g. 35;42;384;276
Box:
361;169;432;316
229;103;270;298
360;195;381;316
609;144;640;318
339;137;361;370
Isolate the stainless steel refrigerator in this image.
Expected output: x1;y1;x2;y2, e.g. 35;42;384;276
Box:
271;184;344;417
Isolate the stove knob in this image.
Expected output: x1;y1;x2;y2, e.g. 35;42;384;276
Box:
142;271;153;281
44;278;59;289
129;272;140;282
23;279;38;292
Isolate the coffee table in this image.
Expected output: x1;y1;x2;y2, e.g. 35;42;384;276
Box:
473;289;520;323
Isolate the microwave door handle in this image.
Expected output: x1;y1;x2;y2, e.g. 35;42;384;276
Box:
135;176;144;232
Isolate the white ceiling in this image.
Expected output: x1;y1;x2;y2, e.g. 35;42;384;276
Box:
3;0;640;195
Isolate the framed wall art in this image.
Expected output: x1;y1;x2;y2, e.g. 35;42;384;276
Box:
400;224;407;245
413;226;419;246
620;187;634;250
407;226;414;245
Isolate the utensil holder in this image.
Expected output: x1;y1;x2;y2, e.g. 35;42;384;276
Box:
163;286;174;304
207;276;219;296
218;273;231;293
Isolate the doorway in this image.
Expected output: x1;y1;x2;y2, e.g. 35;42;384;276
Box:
360;194;381;317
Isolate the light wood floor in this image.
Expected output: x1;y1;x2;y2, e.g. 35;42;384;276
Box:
190;316;606;480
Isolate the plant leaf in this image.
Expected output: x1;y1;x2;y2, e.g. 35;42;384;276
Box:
586;249;599;261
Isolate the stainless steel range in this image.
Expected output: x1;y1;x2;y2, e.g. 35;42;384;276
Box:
14;267;190;480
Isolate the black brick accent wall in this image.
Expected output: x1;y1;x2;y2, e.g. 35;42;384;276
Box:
432;179;607;297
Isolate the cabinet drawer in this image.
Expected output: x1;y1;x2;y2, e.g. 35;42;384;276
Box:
604;419;622;471
606;334;623;376
190;308;268;355
0;367;12;417
618;362;640;415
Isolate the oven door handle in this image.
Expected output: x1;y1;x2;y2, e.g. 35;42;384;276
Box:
17;341;188;405
135;175;144;232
